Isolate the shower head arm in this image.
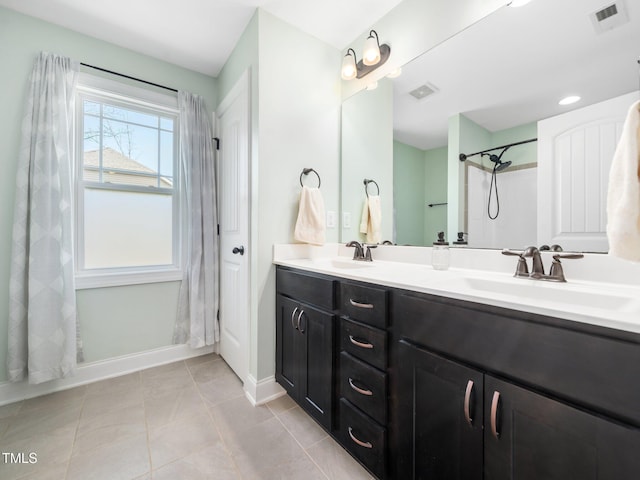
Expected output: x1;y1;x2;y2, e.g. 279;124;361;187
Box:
459;137;537;162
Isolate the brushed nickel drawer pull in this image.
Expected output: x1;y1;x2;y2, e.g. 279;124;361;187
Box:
464;380;474;426
348;377;373;396
297;310;305;334
348;335;374;349
291;307;299;330
490;391;501;439
348;427;373;449
349;299;374;309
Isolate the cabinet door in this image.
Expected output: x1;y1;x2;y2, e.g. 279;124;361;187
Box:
396;340;483;480
484;375;640;480
275;295;302;397
298;303;335;431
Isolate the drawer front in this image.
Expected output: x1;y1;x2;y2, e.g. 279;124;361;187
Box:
340;352;387;424
276;267;336;310
340;318;387;370
339;398;386;479
340;282;387;328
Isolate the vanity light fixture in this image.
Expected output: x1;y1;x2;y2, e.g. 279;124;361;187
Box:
559;95;581;105
341;30;391;80
386;67;402;78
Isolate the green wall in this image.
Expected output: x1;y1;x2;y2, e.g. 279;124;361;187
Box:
424;146;448;244
393;141;426;245
393;141;447;246
0;7;216;382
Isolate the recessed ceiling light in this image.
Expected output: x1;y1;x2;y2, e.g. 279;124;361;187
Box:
508;0;533;7
559;95;581;105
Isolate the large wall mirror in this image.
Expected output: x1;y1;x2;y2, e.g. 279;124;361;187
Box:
340;0;640;252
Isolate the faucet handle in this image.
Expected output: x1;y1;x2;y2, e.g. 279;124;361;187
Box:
501;249;529;277
364;244;377;261
547;253;583;282
552;253;583;261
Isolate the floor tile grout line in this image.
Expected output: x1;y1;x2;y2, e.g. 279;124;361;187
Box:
187;355;246;479
272;411;331;480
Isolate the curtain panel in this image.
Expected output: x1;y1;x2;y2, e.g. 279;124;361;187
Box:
8;52;82;384
174;92;220;348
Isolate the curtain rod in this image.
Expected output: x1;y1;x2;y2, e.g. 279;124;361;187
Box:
80;63;178;93
459;137;537;162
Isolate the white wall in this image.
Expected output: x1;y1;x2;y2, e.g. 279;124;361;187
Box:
255;10;342;380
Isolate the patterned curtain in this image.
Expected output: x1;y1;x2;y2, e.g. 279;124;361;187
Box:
8;52;82;384
173;91;219;348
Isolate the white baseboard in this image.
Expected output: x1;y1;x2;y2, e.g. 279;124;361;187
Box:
0;343;216;407
244;373;285;406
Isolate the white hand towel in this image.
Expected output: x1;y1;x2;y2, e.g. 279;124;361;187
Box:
359;196;382;244
294;186;326;245
606;100;640;262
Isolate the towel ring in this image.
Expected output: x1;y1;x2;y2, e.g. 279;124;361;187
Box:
364;179;379;197
300;168;321;188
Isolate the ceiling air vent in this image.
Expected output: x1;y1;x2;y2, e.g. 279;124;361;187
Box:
409;83;438;100
591;1;629;33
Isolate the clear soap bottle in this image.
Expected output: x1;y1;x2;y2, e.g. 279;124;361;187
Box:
432;231;450;270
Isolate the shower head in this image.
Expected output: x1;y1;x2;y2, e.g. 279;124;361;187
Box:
494;160;512;172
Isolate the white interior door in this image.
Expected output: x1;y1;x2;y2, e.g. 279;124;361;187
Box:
217;71;250;383
537;91;637;252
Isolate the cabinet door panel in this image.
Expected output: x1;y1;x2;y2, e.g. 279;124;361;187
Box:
300;304;335;431
396;340;483;480
275;295;300;396
484;375;640;480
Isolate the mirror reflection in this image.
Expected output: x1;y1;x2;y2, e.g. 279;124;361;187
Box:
341;0;640;251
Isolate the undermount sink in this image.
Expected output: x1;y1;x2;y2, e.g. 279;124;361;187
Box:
314;258;373;270
452;276;638;313
326;258;374;270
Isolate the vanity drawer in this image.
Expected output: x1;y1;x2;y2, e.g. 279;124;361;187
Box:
340;352;387;424
340;318;387;370
339;398;386;479
340;281;387;328
276;267;336;310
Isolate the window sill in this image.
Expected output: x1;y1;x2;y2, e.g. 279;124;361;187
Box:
75;268;183;290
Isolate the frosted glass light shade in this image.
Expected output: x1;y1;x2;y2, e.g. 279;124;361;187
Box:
362;34;381;66
341;51;357;80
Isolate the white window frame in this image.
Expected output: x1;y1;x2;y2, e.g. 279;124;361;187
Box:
74;74;183;289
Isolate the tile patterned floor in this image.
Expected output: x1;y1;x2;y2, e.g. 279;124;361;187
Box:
0;354;373;480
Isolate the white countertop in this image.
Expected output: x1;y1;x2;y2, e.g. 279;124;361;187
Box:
273;244;640;336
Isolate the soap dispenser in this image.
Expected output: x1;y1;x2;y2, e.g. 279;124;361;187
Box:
432;231;450;270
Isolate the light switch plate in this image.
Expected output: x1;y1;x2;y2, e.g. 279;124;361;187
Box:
343;212;351;229
326;211;336;228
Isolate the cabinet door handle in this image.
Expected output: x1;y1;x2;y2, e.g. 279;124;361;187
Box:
348;427;373;449
348;335;374;349
297;310;305;334
349;299;374;309
348;377;373;396
464;380;474;426
291;307;299;330
490;391;501;439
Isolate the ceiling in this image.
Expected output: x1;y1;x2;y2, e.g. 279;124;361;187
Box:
393;0;640;150
0;0;403;76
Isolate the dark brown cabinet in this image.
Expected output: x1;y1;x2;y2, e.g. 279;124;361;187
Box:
275;266;640;480
397;339;640;480
275;269;336;431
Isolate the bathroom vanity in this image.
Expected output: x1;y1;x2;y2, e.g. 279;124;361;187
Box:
274;245;640;479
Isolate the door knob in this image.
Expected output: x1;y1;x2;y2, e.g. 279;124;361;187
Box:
232;246;245;255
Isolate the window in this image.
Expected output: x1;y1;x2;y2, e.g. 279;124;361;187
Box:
75;75;182;288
